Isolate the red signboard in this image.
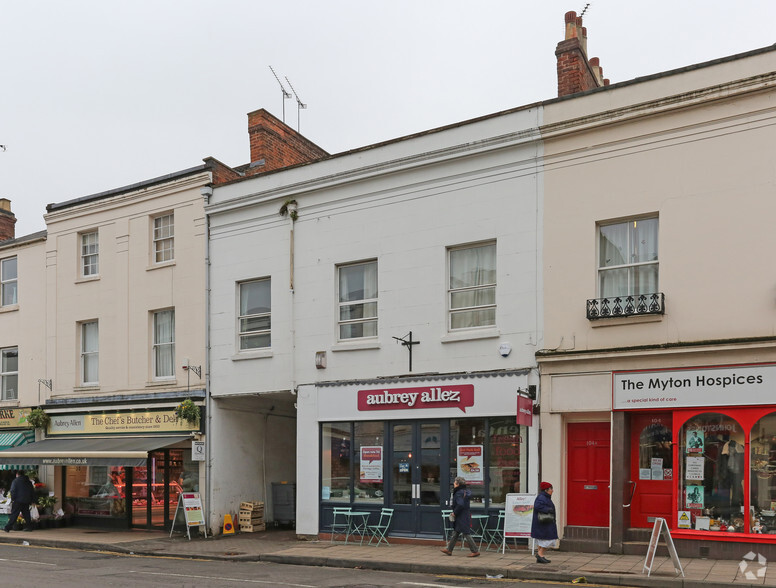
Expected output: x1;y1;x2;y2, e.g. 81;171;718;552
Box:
357;384;474;413
517;394;533;427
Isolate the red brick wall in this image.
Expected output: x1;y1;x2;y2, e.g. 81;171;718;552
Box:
246;109;328;176
0;201;15;242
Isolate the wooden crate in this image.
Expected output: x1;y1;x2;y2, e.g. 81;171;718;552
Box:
239;501;264;511
240;522;266;533
239;515;264;526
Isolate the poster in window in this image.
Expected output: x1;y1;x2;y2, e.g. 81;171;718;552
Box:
650;458;664;480
686;430;704;454
457;445;484;485
685;456;704;480
359;446;383;483
686;485;704;509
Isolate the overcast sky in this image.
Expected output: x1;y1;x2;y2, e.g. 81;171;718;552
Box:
2;0;775;236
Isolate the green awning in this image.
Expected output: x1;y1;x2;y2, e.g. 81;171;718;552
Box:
0;430;35;449
0;430;36;470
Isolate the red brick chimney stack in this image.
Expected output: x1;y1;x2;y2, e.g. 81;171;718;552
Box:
556;11;610;97
0;199;16;242
245;109;328;177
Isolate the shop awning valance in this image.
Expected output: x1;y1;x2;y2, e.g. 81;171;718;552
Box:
0;435;192;467
0;430;35;449
0;430;37;470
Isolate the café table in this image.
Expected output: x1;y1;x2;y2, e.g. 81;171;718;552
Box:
345;511;371;545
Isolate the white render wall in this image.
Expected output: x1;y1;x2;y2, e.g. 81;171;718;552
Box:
208;105;546;534
0;235;47;409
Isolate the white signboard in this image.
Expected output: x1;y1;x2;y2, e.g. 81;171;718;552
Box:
504;493;534;539
613;363;776;410
677;511;691;529
170;492;207;540
685;456;705;480
192;441;205;461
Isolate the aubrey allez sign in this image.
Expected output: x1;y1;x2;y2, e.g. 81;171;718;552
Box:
358;384;474;412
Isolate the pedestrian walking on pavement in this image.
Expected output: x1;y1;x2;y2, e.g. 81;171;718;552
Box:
531;481;558;563
440;477;480;557
3;470;35;532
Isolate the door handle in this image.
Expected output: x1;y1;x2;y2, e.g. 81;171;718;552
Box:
623;480;637;508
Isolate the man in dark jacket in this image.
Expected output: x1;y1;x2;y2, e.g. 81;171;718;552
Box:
3;471;35;532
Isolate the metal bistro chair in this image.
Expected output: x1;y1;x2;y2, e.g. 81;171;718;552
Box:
367;507;394;546
329;506;352;542
441;509;455;544
484;510;506;551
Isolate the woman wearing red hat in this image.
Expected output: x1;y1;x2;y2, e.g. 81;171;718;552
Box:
531;481;558;564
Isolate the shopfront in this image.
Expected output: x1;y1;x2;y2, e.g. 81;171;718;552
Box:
0;408;37;492
615;362;776;558
0;406;203;530
298;370;539;540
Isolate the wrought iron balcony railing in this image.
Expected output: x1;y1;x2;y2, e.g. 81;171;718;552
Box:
586;292;665;320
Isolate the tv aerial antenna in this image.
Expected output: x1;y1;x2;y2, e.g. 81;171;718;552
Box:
285;76;307;133
269;65;292;123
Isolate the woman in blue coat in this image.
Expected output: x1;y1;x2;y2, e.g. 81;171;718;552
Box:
531;481;558;564
440;477;480;557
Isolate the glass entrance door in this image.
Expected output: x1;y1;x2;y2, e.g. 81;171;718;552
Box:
390;421;448;536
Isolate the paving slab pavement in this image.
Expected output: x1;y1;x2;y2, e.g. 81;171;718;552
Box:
0;526;771;587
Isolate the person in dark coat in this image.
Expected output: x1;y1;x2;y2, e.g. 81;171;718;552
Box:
531;481;558;563
440;477;480;557
3;471;35;532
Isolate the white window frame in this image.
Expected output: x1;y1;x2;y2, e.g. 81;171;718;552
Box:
0;256;18;307
152;309;175;380
80;321;99;386
337;260;378;341
448;242;497;331
0;347;18;401
81;231;99;277
597;217;659;298
153;213;174;264
238;278;271;351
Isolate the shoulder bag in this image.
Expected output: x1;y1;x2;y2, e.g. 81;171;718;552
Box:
537;511;555;524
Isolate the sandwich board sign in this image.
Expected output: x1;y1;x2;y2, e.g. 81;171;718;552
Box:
170;492;207;540
643;517;683;577
503;493;534;553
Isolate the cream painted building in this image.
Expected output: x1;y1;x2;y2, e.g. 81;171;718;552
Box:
538;41;776;560
0;168;213;530
0;201;47;485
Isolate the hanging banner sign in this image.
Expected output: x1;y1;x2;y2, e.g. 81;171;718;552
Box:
516;395;533;427
360;446;383;483
457;445;483;485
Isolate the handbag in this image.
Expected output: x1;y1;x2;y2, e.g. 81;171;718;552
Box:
448;512;456;522
537;511;555;525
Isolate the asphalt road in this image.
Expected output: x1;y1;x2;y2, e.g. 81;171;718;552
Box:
0;543;622;588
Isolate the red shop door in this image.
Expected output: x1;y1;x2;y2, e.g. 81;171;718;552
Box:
567;422;610;527
629;413;673;528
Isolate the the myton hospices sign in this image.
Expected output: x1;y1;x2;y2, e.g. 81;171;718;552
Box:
613;363;776;410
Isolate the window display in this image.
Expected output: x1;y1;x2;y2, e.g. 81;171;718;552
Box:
354;421;384;503
750;412;776;534
679;413;745;533
321;423;351;502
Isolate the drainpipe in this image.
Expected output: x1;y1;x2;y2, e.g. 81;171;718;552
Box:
201;184;213;533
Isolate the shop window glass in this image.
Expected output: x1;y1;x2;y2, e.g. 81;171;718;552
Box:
449;418;486;506
639;421;673;477
488;418;527;507
750;412;776;532
65;466;127;519
322;422;351;502
354;421;384;503
679;413;745;532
